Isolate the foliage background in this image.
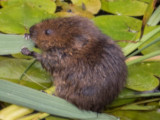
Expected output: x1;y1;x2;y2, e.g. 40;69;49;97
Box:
0;0;160;120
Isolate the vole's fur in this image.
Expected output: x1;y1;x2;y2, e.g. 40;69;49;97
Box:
23;16;127;112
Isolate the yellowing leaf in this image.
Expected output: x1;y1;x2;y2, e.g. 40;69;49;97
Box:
71;0;101;14
55;2;94;18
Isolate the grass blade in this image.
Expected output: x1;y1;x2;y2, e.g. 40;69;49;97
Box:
140;0;157;39
127;37;160;58
126;50;160;66
123;26;160;56
147;5;160;26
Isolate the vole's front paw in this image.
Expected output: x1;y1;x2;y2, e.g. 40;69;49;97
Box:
21;47;32;56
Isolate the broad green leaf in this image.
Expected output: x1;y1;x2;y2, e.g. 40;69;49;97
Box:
0;0;56;34
0;34;34;55
111;110;160;120
92;15;141;47
139;0;152;3
0;80;117;120
0;58;52;90
126;62;160;91
101;0;148;16
71;0;101;14
1;0;56;14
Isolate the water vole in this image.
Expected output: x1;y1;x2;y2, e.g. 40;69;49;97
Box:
22;16;127;112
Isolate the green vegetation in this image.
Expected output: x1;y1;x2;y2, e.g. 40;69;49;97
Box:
0;0;160;120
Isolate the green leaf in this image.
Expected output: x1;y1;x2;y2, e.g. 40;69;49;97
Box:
123;26;160;56
92;15;141;47
138;0;151;3
0;80;117;120
46;116;69;120
1;0;56;14
71;0;101;14
0;58;52;90
126;50;160;66
110;89;136;107
140;0;157;39
138;26;160;55
126;62;160;91
0;0;56;34
101;0;148;16
147;5;160;26
111;110;160;120
127;33;160;58
0;34;34;55
120;104;156;110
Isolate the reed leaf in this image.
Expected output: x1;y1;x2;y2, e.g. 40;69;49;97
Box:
0;34;34;55
0;80;117;120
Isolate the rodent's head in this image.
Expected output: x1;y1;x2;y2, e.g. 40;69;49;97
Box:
29;16;101;52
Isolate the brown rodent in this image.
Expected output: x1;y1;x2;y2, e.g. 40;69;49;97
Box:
21;16;127;112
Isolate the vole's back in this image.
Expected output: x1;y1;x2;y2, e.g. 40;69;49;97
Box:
29;16;127;112
53;35;127;112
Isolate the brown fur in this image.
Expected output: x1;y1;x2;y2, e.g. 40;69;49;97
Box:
27;16;127;112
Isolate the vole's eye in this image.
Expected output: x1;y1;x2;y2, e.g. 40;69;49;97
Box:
44;29;53;35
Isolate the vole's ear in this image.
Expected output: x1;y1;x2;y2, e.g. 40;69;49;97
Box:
73;35;89;50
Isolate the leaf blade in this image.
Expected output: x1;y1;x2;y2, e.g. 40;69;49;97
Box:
0;80;117;120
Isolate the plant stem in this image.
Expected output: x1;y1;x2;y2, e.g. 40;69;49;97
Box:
19;59;37;81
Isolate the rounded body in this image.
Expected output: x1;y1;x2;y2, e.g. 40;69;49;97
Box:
29;16;127;112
